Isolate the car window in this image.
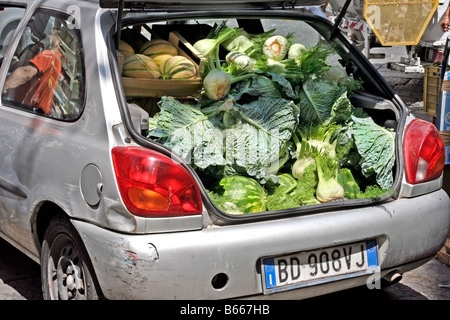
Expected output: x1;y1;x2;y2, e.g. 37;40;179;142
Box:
1;8;85;120
0;6;26;64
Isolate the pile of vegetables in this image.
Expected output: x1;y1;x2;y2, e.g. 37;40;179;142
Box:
146;22;396;215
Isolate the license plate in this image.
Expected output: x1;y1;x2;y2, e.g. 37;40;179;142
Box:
262;240;379;294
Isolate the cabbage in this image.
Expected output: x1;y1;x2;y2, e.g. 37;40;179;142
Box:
147;94;298;182
351;115;396;189
298;79;352;125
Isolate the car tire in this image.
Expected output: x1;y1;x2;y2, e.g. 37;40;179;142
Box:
40;215;102;300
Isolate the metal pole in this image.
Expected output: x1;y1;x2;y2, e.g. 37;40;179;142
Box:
115;0;124;49
330;0;353;40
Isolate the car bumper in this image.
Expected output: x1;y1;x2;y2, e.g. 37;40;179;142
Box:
73;189;450;300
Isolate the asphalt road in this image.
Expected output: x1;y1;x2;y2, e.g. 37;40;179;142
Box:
0;238;41;300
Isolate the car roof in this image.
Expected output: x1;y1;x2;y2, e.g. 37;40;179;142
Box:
99;0;327;10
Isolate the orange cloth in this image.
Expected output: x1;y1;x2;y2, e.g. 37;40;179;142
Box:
23;49;62;114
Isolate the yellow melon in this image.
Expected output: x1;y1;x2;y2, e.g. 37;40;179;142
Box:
140;39;178;59
118;40;135;57
160;55;197;80
122;54;160;79
152;54;173;67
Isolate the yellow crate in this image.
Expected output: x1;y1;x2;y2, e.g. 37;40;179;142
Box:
423;65;440;117
363;0;439;46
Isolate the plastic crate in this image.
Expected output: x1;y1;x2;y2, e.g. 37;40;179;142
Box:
423;65;440;117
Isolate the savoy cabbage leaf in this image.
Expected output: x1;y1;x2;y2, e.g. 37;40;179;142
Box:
147;95;298;181
351;115;395;189
147;97;226;169
298;78;349;125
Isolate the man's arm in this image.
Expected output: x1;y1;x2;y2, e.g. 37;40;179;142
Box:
3;65;38;91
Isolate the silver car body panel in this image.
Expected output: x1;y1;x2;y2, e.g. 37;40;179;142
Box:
73;188;450;299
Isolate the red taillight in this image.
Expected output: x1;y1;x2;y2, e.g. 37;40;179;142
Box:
112;146;202;217
403;119;446;184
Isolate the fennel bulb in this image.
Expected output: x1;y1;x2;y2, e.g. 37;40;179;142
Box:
263;35;288;60
193;26;238;59
315;157;345;203
225;51;255;72
203;68;232;100
288;43;307;59
292;157;315;180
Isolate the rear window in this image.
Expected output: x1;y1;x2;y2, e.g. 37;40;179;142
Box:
117;15;398;216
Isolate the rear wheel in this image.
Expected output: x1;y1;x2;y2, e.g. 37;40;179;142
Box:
40;215;101;300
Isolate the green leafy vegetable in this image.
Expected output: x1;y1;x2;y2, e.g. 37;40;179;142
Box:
266;173;299;210
144;22;399;213
298;78;352;125
337;168;361;199
266;172;319;210
147;97;225;169
147;95;298;182
351;115;396;189
291;123;345;203
194;23;253;100
293;44;331;80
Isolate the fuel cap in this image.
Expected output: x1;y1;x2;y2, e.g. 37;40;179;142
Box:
80;164;103;206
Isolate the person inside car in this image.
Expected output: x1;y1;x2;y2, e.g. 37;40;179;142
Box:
2;28;61;115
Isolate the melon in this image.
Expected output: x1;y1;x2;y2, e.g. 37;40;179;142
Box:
152;54;173;67
118;40;135;57
122;54;160;79
140;39;178;59
160;55;197;80
215;176;267;214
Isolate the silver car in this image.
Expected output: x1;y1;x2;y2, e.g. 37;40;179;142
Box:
0;0;448;300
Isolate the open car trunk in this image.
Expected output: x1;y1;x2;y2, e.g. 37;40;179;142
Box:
111;3;406;221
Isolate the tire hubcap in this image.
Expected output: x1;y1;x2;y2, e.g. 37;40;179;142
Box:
48;237;86;300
